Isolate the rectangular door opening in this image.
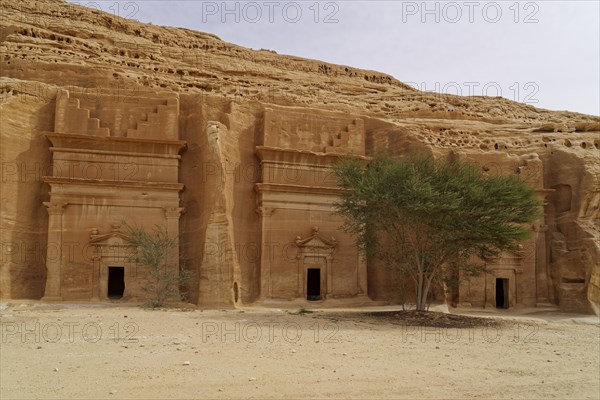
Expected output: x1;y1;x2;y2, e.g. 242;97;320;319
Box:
306;268;321;301
495;278;509;309
108;266;125;299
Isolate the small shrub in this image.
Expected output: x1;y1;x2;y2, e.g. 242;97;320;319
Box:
122;222;189;308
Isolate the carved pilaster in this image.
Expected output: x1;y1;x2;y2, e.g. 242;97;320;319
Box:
44;202;66;215
163;207;184;275
357;252;368;295
42;202;66;301
91;253;101;301
164;207;185;219
256;206;276;218
257;206;276;300
532;223;548;233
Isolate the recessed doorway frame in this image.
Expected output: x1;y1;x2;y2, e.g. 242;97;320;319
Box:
495;278;509;309
107;266;125;299
306;267;323;301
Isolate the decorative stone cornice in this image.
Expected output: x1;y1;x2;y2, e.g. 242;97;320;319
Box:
43;176;185;192
45;132;187;155
254;182;347;196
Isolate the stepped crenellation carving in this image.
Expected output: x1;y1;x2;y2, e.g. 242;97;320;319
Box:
54;89;179;140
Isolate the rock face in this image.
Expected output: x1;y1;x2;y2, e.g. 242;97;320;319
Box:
1;0;598;313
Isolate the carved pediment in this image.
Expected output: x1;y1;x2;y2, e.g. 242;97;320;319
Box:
89;225;132;247
89;225;136;261
295;226;337;251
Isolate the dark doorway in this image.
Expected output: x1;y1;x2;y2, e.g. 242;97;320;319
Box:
306;268;321;301
495;278;509;309
108;266;125;299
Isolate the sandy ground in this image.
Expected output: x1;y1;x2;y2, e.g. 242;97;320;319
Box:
0;302;598;400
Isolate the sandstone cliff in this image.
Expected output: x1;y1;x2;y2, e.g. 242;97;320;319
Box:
1;0;598;312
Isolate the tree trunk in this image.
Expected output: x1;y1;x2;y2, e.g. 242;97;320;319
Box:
415;272;435;311
416;272;425;311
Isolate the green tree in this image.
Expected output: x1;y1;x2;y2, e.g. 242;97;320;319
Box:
333;154;542;311
122;222;189;308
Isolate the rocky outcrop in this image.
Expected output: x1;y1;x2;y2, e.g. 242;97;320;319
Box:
194;120;242;307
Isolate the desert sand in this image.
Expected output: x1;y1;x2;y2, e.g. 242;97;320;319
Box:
1;303;598;399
